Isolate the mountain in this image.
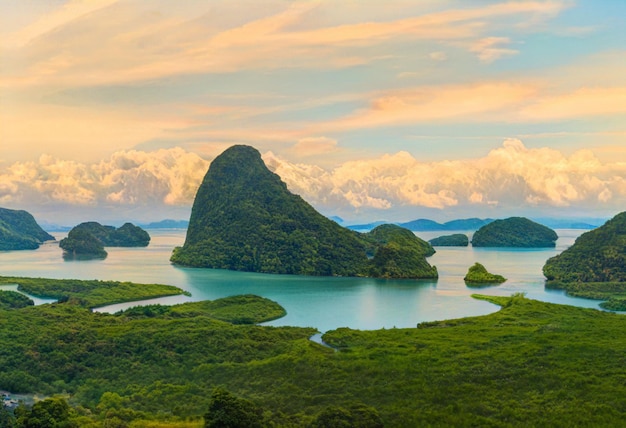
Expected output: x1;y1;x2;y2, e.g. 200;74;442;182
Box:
532;218;602;230
347;218;493;232
170;145;437;279
60;222;150;258
544;212;626;283
429;234;469;247
472;217;558;248
141;219;189;229
0;207;55;250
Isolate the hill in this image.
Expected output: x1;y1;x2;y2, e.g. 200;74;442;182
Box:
60;222;150;258
366;224;438;278
0;207;55;250
170;145;437;278
543;212;626;309
1;287;626;426
140;219;189;229
472;217;558;247
429;233;469;247
464;262;506;285
347;217;493;232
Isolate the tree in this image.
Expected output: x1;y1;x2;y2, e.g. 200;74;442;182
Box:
204;388;263;428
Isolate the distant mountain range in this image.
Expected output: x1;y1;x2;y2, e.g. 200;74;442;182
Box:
347;217;604;232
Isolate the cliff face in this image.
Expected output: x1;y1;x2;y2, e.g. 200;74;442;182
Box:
544;212;626;283
171;145;437;278
0;207;55;250
472;217;557;248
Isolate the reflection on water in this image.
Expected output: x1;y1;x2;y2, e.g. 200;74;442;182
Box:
0;229;604;332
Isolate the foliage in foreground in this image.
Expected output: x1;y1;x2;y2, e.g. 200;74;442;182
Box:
0;276;186;309
1;281;626;426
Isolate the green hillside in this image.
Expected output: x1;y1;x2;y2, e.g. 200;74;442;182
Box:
1;284;625;427
472;217;557;247
543;212;626;309
171;145;436;279
0;207;55;250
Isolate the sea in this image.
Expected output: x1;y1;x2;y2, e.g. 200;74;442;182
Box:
0;229;608;332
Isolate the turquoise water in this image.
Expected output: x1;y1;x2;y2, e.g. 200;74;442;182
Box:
0;229;604;332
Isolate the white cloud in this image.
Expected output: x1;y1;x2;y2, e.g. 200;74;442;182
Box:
2;140;625;223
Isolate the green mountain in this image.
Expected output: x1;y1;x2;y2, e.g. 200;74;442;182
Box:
544;212;626;283
464;262;506;285
0;207;55;250
472;217;558;247
171;145;437;279
60;222;150;258
429;233;469;247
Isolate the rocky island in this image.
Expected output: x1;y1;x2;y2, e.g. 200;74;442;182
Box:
60;222;150;259
472;217;557;248
543;211;626;310
171;145;437;279
0;207;55;250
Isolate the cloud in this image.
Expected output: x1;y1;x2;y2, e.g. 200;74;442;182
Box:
0;0;569;89
266;139;626;216
2;140;626;223
0;148;209;208
520;87;626;120
469;37;518;63
290;137;339;157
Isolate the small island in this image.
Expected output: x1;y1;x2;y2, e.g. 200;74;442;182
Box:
60;222;150;259
472;217;557;248
464;263;506;286
0;207;55;250
429;234;469;247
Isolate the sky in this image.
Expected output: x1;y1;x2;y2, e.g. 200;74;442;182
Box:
1;0;625;226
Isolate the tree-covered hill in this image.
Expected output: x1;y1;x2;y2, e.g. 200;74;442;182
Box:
171;145;437;279
1;287;626;426
429;233;469;247
0;207;55;250
464;262;506;285
472;217;557;247
59;222;150;258
543;212;626;309
365;224;437;278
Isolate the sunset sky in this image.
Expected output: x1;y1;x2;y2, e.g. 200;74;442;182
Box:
1;0;625;226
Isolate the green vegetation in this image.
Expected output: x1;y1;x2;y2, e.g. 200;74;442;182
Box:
472;217;557;247
60;222;150;259
543;212;626;309
171;145;436;279
2;278;626;426
464;262;506;285
429;233;469;247
365;224;437;279
0;207;55;250
0;290;34;309
59;227;108;259
599;298;626;311
0;276;186;309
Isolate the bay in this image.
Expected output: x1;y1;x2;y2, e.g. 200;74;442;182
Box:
0;229;603;332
